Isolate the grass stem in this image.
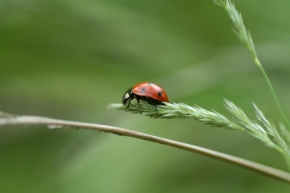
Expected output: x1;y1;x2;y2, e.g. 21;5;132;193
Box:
1;113;290;183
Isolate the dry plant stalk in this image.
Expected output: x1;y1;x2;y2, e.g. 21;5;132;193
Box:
1;111;290;183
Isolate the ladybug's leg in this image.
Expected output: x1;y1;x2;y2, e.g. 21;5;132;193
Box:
126;94;135;108
133;95;140;104
136;97;141;104
146;97;158;110
126;99;131;108
134;96;143;114
133;95;142;108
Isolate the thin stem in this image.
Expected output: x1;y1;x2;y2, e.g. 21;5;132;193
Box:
255;58;290;130
1;114;290;183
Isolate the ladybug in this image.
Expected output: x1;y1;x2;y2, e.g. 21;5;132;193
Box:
122;82;169;109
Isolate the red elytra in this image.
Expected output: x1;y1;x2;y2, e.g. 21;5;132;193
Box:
122;82;169;108
132;82;169;102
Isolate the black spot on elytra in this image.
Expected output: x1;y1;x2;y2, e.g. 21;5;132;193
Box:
158;91;162;97
141;88;146;93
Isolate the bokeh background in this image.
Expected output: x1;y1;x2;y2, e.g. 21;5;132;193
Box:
1;0;290;192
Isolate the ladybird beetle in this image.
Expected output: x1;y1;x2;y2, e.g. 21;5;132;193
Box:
122;82;169;109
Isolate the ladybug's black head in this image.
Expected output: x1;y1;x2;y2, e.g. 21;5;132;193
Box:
122;88;133;105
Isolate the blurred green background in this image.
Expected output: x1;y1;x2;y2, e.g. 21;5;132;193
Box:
1;0;290;192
